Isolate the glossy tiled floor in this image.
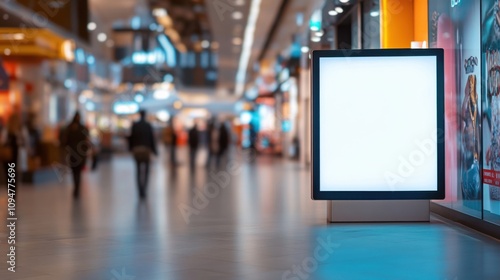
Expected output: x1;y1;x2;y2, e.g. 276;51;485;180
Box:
1;148;500;280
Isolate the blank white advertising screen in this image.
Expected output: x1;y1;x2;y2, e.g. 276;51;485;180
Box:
318;55;439;194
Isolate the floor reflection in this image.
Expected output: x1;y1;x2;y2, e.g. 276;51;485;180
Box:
0;148;499;279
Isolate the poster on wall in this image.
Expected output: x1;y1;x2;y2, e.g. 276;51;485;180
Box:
429;0;482;215
481;0;500;224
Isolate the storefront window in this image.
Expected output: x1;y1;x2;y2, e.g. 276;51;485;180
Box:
428;0;482;218
481;0;500;225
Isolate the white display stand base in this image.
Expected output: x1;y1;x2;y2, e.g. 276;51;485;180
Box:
327;200;430;223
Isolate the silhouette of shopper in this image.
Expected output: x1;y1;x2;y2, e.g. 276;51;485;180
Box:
1;115;21;183
188;123;199;171
129;110;157;198
62;112;91;198
217;122;229;167
206;118;216;168
166;118;177;166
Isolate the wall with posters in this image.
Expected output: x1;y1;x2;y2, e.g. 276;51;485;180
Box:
428;0;482;217
482;0;500;225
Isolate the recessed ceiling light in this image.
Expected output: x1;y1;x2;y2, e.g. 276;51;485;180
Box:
87;22;96;31
153;8;167;17
235;0;262;96
5;33;25;40
311;36;321;43
339;0;350;3
232;11;243;20
301;46;310;53
233;37;242;45
97;33;107;42
328;10;338;16
335;7;344;13
201;40;210;48
370;11;380;17
315;30;324;37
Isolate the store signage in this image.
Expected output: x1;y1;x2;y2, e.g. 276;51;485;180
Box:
451;0;461;8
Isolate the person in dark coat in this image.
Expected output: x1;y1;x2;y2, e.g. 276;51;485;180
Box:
1;115;20;181
217;121;230;167
62;112;91;198
205;118;216;168
129;110;157;198
188;123;199;171
166;118;177;166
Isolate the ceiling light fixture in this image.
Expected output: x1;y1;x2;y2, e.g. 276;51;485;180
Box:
233;37;242;45
201;40;210;48
311;36;321;43
301;46;310;53
235;0;262;96
232;11;243;20
328;10;338;16
339;0;350;3
0;33;25;40
87;22;96;31
97;33;107;42
153;8;167;17
335;7;344;13
370;11;380;17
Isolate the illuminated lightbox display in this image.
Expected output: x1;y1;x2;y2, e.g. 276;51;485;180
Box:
311;49;445;200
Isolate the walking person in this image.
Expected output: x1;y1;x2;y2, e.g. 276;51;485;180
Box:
188;122;199;171
0;115;21;181
165;118;177;167
62;112;91;198
216;121;230;167
205;118;216;168
129;110;157;199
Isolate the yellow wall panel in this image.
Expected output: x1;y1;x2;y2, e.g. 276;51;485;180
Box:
414;0;429;42
381;0;415;48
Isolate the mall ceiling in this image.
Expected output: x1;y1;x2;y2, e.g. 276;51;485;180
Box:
0;6;36;28
90;0;286;93
3;0;334;92
205;0;284;93
150;0;212;51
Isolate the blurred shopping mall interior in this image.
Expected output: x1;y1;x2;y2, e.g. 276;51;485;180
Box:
1;0;500;279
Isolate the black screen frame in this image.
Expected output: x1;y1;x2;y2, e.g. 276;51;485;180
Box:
311;48;445;200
